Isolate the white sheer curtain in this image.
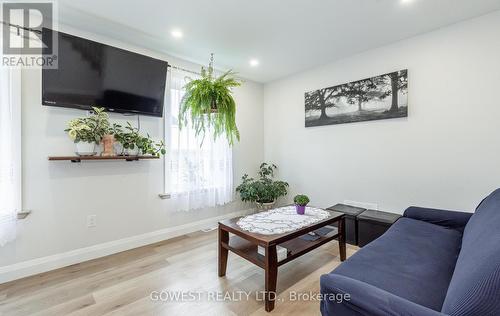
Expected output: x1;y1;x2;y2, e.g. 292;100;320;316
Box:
165;68;233;211
0;66;21;247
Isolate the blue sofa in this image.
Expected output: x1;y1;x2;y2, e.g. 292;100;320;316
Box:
320;189;500;316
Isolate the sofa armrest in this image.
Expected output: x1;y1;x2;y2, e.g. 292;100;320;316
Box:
320;274;446;316
403;206;472;232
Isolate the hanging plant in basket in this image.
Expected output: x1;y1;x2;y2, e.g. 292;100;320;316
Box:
179;54;242;145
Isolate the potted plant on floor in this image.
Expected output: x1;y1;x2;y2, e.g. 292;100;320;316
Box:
179;54;242;145
65;107;110;156
293;195;310;215
236;163;289;211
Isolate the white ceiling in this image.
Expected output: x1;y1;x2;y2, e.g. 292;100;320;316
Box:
57;0;500;83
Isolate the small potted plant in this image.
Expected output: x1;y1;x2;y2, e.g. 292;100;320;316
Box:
236;163;289;211
293;195;310;215
112;123;166;157
111;122;142;156
65;107;110;156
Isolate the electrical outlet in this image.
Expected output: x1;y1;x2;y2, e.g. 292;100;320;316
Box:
87;215;97;227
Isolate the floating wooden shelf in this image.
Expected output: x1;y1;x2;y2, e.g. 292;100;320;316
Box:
48;155;159;163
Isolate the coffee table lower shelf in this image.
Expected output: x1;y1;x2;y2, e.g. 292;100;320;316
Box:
221;232;339;269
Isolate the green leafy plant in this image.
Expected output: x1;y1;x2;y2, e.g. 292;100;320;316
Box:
65;107;110;143
179;54;242;146
111;122;166;156
293;195;310;206
136;134;166;156
65;107;166;156
236;163;289;204
111;122;141;153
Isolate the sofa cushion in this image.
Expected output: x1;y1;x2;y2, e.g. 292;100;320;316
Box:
441;189;500;316
331;217;462;311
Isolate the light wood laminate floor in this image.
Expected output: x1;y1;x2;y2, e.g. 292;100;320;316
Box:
0;230;358;316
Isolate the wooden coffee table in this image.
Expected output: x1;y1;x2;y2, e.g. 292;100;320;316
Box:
218;209;346;312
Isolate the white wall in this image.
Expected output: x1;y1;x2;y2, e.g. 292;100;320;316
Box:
264;11;500;214
0;25;264;275
3;9;500;283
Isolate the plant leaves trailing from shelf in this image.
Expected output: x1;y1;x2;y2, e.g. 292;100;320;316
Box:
111;122;166;156
179;58;242;146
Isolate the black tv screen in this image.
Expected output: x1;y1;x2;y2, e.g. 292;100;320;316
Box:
42;29;168;117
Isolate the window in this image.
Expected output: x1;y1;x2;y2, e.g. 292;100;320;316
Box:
164;68;233;211
0;67;21;246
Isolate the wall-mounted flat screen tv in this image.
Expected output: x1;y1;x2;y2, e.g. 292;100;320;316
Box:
42;29;168;117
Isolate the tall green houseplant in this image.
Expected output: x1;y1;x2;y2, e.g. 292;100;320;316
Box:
236;163;289;209
179;54;242;145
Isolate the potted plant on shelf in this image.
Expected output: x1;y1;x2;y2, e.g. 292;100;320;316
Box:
293;195;310;215
111;122;140;156
65;107;110;156
112;123;166;157
236;163;289;211
179;54;242;146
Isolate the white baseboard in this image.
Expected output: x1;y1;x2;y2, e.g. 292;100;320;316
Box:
0;208;254;284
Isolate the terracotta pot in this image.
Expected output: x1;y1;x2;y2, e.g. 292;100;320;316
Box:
101;134;115;157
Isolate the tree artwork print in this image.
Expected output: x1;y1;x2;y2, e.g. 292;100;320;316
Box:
305;70;408;127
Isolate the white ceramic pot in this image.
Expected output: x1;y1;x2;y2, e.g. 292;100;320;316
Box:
125;147;139;156
256;200;276;212
95;143;103;155
75;141;96;156
114;142;125;155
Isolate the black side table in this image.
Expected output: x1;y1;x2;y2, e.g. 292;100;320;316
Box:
357;210;401;247
327;204;366;245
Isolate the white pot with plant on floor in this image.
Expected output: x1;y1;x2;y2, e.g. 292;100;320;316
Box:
65;107;110;156
236;163;289;212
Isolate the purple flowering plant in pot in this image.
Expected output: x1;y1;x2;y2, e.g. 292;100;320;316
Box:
294;194;310;215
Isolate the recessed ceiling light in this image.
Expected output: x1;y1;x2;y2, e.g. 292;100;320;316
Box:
171;29;183;39
400;0;414;4
249;59;259;67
